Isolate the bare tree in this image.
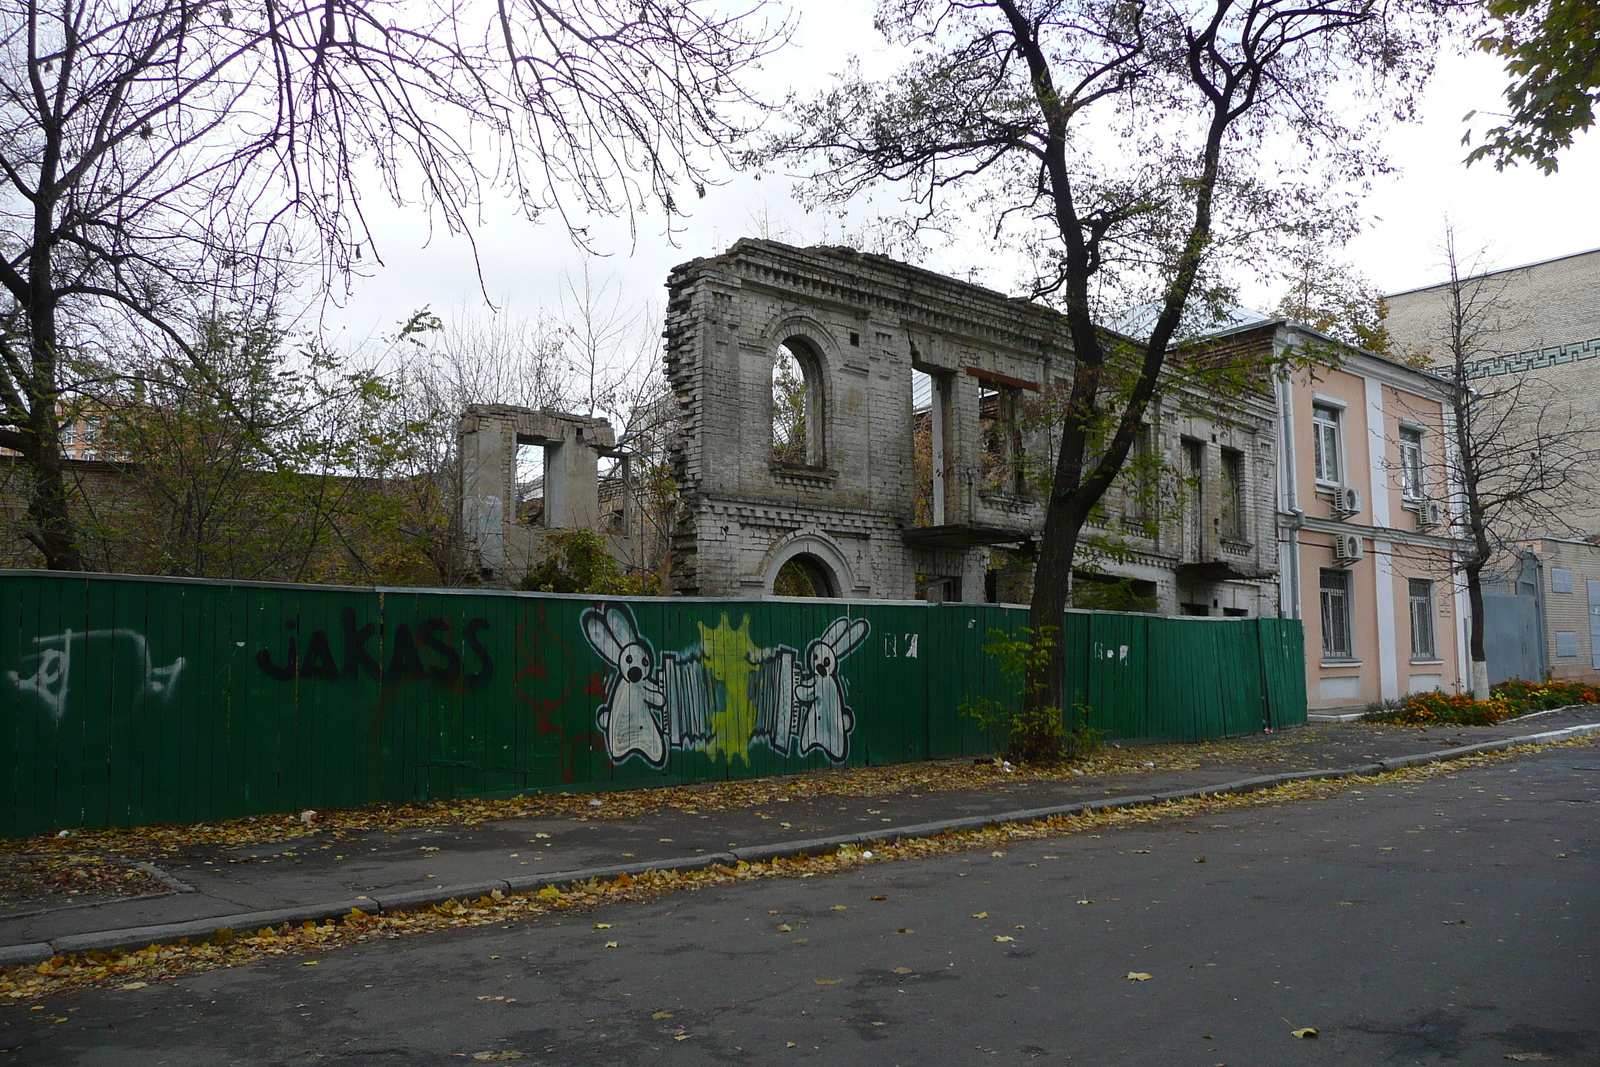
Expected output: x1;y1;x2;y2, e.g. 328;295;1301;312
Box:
1424;229;1600;697
765;0;1443;713
0;0;780;569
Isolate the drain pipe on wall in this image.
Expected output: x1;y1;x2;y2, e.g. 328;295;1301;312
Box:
1276;356;1305;620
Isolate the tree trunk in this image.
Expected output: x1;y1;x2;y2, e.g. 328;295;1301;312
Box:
1025;487;1087;715
1464;561;1489;701
18;386;84;571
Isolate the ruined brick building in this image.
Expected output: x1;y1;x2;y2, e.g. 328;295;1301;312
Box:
651;239;1281;613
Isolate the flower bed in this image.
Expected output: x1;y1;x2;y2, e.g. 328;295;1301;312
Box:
1363;680;1600;726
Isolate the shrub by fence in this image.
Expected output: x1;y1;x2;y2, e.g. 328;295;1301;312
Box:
1;571;1305;836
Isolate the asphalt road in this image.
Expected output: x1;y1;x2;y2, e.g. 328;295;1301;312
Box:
4;745;1596;1066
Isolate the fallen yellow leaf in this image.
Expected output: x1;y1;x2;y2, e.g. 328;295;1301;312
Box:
830;905;847;911
813;978;842;985
593;923;613;930
604;941;618;949
1291;1028;1319;1039
897;928;915;935
652;1011;674;1019
972;911;988;919
994;936;1015;943
300;961;319;967
890;967;912;974
776;924;793;932
786;1042;797;1048
1126;972;1152;981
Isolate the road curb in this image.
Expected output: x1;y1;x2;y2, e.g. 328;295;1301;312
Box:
6;720;1598;968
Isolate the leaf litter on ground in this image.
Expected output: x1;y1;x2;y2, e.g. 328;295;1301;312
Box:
1;737;1588;1003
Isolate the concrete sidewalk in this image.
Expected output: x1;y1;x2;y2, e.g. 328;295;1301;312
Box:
3;706;1598;967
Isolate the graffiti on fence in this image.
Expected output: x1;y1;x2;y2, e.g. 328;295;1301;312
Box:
6;629;186;721
256;608;493;686
580;603;869;767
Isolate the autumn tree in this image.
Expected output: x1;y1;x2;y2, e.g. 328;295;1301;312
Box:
1273;248;1393;356
0;0;779;570
766;0;1443;713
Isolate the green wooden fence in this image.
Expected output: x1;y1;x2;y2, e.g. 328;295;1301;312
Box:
0;570;1305;837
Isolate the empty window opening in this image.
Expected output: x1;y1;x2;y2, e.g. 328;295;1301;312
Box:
515;439;548;526
598;453;627;534
912;369;935;525
773;339;824;466
1121;426;1155;530
773;553;836;597
979;383;1025;495
1073;574;1159;613
916;573;961;603
1219;447;1245;539
1182;438;1204;556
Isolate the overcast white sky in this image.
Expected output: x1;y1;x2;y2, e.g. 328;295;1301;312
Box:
318;2;1600;355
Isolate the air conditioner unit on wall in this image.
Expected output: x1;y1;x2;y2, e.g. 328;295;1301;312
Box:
1332;486;1362;519
1333;534;1365;565
1418;499;1445;530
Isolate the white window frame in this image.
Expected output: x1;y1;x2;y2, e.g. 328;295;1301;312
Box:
1408;578;1436;660
1399;425;1425;502
1320;568;1354;660
1312;401;1343;487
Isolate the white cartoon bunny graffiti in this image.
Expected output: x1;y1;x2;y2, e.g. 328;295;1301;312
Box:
794;617;870;761
581;606;668;766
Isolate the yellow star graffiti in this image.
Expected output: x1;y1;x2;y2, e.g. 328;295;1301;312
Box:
698;613;758;764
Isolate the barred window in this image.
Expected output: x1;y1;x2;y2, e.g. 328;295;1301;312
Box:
1408;578;1436;659
1320;568;1353;659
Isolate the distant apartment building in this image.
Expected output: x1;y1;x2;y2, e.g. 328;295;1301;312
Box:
1192;316;1467;711
1385;246;1600;538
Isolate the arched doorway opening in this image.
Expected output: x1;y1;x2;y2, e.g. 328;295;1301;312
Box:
773;553;837;597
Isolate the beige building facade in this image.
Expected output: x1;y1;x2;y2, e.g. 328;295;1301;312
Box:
1220;321;1470;711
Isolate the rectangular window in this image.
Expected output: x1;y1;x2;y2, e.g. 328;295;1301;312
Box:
1312;403;1341;485
1555;631;1579;658
1220;448;1245;539
1408;578;1436;659
1121;426;1152;524
1320;568;1353;659
1399;427;1424;501
1552;568;1575;593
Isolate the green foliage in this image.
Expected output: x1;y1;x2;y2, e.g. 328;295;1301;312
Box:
78;311;421;583
961;627;1107;763
520;529;659;595
1468;0;1600;173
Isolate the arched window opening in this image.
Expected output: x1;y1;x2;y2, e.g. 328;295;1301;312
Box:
773;553;836;597
772;339;824;466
